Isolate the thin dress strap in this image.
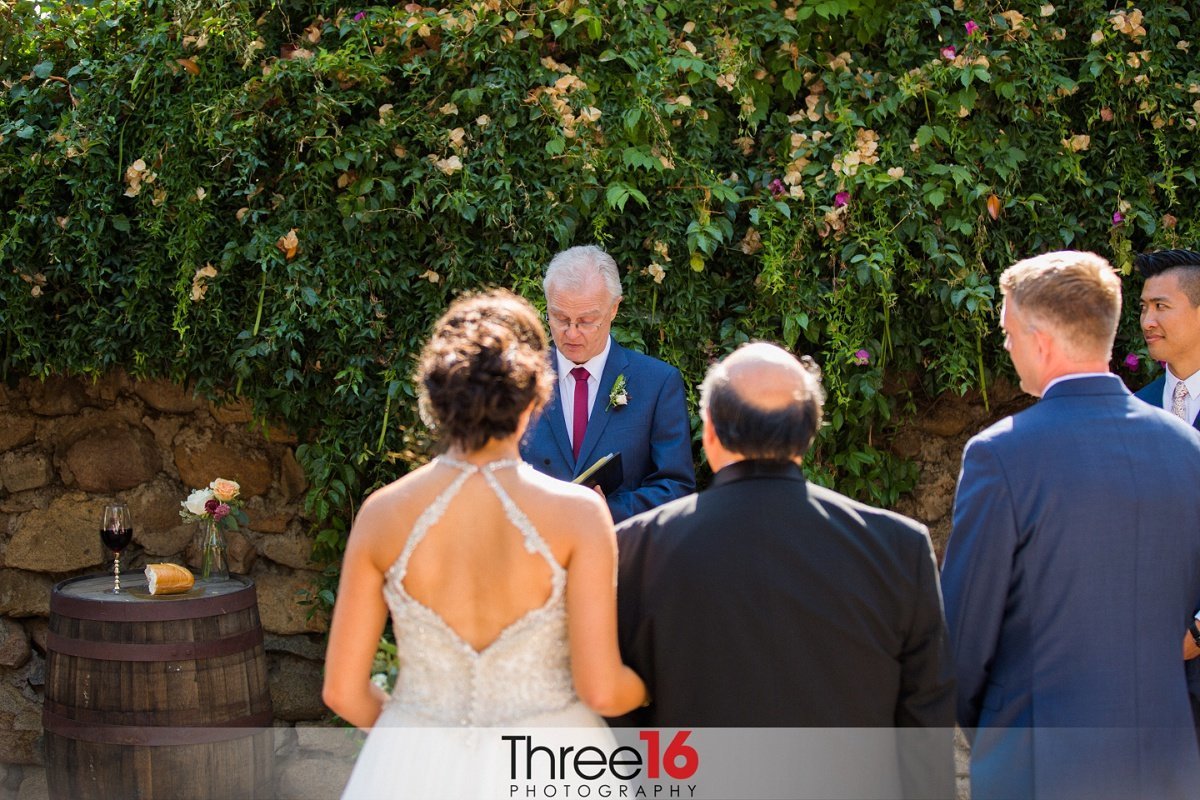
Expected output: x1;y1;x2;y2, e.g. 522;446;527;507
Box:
386;455;564;588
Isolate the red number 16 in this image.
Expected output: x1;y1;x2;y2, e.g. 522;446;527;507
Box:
638;730;699;779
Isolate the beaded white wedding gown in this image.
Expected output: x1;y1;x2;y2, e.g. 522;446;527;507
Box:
341;457;614;799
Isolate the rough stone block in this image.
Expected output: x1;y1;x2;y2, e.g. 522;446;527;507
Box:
0;414;37;451
0;571;54;616
7;494;105;572
139;523;195;560
280;449;308;502
259;532;316;571
126;478;192;539
0;618;30;669
24;619;48;655
248;510;293;535
16;767;49;800
264;633;326;661
0;681;43;764
173;428;272;498
274;754;353;800
210;397;254;424
255;572;326;635
294;722;362;759
268;652;328;722
25;377;85;417
60;424;162;492
0;451;54;494
133;378;203;413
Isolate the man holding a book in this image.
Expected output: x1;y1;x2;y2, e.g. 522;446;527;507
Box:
520;245;695;523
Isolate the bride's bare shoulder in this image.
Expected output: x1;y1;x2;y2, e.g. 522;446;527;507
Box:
519;468;612;539
353;461;443;531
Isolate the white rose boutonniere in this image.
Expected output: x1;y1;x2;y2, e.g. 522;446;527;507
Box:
607;374;629;411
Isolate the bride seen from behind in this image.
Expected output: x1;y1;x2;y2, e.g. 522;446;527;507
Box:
323;289;646;795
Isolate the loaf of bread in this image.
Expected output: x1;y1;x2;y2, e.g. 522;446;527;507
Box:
145;563;195;595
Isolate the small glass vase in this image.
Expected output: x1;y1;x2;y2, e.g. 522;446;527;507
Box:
197;517;229;581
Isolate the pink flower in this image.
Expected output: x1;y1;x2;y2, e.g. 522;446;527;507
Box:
834;191;850;207
212;503;231;522
853;349;871;365
941;46;957;60
965;20;979;35
769;178;786;198
353;11;366;21
1123;353;1140;370
1112;211;1124;225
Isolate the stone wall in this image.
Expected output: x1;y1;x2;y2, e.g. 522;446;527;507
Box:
0;373;331;794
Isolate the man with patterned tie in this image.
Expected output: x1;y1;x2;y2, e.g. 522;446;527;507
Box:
520;245;694;523
942;251;1200;799
1133;248;1200;740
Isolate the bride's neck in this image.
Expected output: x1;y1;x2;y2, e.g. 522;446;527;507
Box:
445;434;522;465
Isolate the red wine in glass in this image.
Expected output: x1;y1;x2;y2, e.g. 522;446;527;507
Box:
101;503;133;594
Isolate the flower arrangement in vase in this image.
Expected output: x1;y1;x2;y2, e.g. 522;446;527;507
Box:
179;478;248;581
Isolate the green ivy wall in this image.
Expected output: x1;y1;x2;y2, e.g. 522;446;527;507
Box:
3;0;1197;591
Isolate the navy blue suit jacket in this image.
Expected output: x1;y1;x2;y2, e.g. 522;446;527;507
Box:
942;374;1200;799
520;339;695;523
1135;375;1200;702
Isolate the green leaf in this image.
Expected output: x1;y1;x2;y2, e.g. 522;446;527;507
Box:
33;60;55;79
605;183;631;211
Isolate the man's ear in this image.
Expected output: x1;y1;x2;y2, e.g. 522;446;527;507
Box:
701;408;717;450
609;298;622;321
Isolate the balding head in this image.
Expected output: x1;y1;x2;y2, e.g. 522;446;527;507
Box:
700;342;825;462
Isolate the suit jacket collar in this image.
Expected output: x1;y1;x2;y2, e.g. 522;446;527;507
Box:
1041;373;1128;401
710;459;806;489
1135;374;1200;431
546;338;631;471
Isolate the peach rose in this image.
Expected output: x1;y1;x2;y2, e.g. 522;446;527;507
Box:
209;478;240;503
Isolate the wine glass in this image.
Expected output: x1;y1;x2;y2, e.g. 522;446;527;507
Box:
100;503;134;594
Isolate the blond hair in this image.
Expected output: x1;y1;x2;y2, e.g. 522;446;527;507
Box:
1000;251;1121;361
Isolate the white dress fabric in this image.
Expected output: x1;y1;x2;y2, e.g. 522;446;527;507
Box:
341;457;614;799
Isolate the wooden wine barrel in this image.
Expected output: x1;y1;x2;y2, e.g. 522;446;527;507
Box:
43;574;275;800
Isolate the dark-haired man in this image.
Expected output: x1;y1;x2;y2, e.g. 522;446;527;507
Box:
1136;248;1200;428
1134;248;1200;737
614;342;954;797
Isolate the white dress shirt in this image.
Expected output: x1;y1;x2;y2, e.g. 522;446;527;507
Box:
1160;366;1200;426
555;338;611;450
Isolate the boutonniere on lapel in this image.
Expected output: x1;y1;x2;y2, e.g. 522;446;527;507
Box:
607;374;629;411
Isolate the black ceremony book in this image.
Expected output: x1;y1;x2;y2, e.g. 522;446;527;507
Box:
572;451;623;495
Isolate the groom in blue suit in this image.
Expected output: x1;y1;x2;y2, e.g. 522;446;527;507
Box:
520;246;694;523
942;251;1200;799
1133;249;1200;731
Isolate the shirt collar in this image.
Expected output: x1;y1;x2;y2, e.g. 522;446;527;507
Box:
555;337;612;383
1166;365;1200;397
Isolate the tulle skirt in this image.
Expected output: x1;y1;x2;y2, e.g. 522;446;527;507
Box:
341;701;618;800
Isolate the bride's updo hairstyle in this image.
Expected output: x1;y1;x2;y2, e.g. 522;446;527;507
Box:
418;289;553;451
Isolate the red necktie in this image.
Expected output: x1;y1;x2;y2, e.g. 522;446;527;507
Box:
570;367;590;461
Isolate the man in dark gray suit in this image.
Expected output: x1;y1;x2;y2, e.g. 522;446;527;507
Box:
615;342;955;798
943;251;1200;800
